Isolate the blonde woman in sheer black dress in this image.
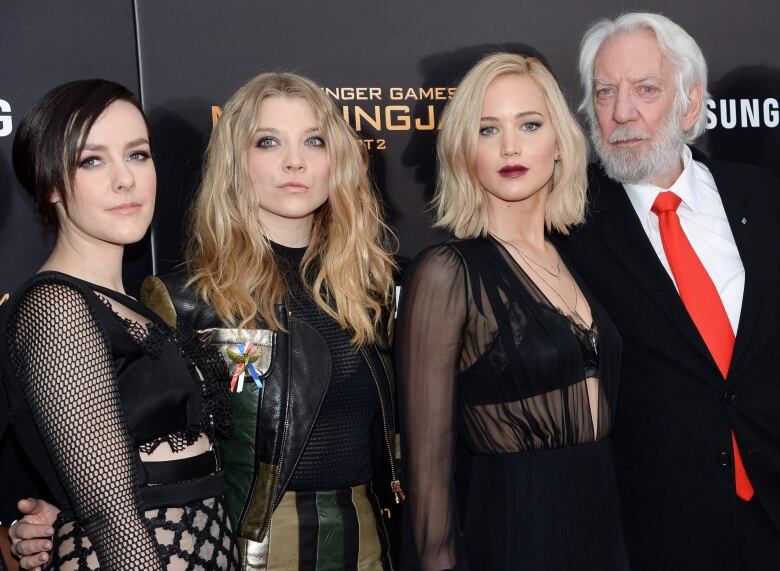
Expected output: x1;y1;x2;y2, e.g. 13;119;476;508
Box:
397;53;630;570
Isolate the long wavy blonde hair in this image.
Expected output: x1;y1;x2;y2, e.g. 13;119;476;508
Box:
434;52;588;237
186;72;395;345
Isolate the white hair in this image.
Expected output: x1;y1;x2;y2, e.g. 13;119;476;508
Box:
578;12;709;142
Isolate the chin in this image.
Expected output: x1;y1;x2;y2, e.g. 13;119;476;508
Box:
490;179;551;201
267;198;328;220
107;227;150;245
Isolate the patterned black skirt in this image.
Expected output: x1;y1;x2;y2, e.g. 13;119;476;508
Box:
48;497;240;570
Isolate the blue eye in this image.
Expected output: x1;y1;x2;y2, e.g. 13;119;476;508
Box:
521;122;541;132
256;136;278;148
305;136;325;147
639;85;659;96
128;151;151;161
480;126;498;136
79;156;102;169
595;87;614;99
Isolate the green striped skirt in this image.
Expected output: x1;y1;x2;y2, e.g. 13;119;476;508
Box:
240;483;393;570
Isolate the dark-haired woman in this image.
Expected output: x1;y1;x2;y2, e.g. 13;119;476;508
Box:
0;79;239;570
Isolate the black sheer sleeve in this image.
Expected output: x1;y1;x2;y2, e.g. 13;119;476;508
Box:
397;245;468;571
7;281;162;570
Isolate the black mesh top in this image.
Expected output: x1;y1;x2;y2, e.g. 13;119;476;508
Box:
274;244;380;491
397;237;627;570
0;271;230;570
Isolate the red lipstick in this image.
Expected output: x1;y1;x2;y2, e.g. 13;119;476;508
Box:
499;165;528;178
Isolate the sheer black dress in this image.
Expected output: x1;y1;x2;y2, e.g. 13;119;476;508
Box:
397;237;630;571
0;272;239;570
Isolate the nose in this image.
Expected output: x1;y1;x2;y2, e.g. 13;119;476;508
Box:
112;159;135;192
612;87;638;124
500;130;521;158
283;144;306;171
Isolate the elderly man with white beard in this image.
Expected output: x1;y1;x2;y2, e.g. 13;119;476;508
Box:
556;12;780;571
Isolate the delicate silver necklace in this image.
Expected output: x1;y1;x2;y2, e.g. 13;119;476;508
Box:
492;233;597;354
490;233;562;281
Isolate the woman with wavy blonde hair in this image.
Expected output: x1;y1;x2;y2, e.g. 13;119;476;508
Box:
147;72;401;570
187;73;394;343
397;53;629;570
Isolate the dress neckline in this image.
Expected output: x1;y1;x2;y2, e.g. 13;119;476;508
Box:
486;235;596;332
35;270;161;323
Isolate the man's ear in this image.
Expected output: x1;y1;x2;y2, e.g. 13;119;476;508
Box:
681;83;704;133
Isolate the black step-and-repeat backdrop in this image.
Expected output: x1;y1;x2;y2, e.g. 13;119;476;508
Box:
1;0;779;516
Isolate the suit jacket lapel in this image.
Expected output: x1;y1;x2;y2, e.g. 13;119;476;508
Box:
589;168;717;368
706;160;766;378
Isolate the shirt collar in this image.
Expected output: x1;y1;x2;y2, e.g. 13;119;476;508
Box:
623;146;701;218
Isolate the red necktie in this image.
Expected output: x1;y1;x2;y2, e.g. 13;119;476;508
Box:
651;191;754;501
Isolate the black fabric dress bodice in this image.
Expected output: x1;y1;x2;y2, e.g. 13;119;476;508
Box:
274;244;381;491
397;237;630;571
0;271;233;569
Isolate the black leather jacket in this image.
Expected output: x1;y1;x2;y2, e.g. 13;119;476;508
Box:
140;272;403;545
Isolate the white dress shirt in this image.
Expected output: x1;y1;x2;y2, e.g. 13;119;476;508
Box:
623;146;745;334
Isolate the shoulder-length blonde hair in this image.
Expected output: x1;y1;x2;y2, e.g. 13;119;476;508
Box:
186;72;395;345
433;52;588;237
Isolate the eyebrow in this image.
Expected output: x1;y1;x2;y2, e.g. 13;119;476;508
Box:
253;127;321;134
593;75;659;84
82;138;149;152
126;138;150;148
480;111;543;121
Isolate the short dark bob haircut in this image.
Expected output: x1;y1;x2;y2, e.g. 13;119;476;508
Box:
12;79;148;228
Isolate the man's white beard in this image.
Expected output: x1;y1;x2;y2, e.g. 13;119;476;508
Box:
591;111;685;186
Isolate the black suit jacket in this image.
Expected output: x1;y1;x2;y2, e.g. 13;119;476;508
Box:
556;150;780;571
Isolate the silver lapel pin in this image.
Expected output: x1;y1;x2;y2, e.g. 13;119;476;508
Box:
741;217;747;225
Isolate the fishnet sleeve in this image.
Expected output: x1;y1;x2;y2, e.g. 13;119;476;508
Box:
8;281;162;570
396;245;467;571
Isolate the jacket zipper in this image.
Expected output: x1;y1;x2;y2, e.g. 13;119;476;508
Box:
369;481;396;571
361;347;405;504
